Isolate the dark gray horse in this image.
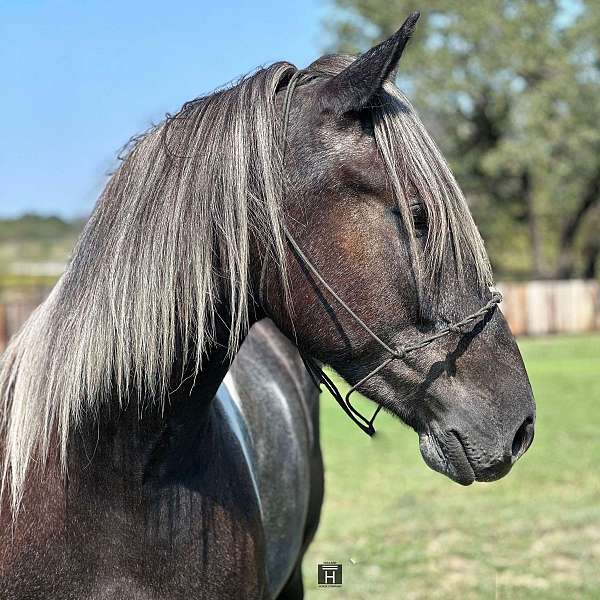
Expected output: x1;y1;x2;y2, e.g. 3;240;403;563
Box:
0;12;534;599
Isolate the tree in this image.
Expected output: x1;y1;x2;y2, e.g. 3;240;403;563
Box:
327;0;600;279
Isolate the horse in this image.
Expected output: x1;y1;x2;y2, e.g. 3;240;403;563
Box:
0;11;535;599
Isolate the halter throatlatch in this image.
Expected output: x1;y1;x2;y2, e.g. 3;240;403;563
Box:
264;69;503;436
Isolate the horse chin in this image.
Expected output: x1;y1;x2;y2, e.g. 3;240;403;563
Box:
418;427;475;486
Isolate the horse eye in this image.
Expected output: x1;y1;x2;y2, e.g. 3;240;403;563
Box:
411;204;427;230
390;204;428;237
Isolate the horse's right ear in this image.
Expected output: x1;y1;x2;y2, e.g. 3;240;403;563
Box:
319;12;420;115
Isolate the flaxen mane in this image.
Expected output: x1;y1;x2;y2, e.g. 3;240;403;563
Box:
0;57;491;513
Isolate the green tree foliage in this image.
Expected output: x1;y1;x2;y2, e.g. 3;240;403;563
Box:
327;0;600;279
0;214;83;243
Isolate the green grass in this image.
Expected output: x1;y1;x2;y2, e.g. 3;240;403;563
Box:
305;334;600;599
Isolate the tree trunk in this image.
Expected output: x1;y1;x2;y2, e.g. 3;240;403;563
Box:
557;168;600;279
583;233;600;279
521;171;544;279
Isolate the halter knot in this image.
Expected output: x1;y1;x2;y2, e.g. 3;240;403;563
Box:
394;347;407;360
448;324;464;334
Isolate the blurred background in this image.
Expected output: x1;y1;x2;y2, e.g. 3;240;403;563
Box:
1;1;599;598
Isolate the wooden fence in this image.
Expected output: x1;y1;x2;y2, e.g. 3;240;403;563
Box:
497;280;600;336
0;294;46;353
0;280;599;352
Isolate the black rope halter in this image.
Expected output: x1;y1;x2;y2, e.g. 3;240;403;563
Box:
262;69;503;436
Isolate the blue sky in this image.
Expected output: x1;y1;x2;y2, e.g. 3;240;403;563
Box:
0;0;325;218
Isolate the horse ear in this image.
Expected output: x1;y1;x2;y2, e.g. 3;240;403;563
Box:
320;12;420;114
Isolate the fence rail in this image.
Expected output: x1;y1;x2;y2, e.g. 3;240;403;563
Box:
0;280;599;352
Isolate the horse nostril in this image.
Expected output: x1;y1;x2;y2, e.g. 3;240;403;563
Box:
511;415;535;461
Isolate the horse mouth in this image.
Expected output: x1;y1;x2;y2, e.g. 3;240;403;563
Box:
418;426;475;486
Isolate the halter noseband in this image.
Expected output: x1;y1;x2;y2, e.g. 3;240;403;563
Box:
262;69;503;436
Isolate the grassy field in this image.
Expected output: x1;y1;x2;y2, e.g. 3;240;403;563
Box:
305;334;600;599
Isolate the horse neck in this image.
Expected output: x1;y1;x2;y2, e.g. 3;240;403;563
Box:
68;328;235;506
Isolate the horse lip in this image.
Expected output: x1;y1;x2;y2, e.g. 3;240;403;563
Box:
418;427;475;486
447;430;476;485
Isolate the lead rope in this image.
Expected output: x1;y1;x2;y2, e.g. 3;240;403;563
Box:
262;70;503;436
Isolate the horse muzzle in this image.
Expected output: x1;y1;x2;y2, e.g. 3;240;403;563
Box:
418;413;535;486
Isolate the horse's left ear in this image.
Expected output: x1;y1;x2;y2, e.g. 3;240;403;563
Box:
320;11;420;115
